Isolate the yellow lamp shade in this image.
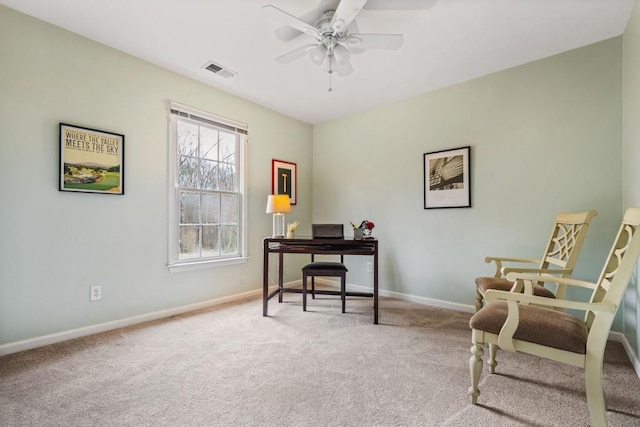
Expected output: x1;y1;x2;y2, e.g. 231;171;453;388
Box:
266;194;291;214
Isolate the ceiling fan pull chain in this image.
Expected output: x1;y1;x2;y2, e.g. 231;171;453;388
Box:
328;55;333;92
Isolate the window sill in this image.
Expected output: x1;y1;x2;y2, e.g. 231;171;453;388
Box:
168;256;249;273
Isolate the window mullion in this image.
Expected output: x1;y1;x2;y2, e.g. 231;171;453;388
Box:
198;192;203;258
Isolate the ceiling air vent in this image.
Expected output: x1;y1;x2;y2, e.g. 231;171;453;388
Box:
203;61;236;79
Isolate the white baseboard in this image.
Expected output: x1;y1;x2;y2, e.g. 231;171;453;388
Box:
0;288;263;357
312;278;476;313
377;287;476;313
2;282;638;383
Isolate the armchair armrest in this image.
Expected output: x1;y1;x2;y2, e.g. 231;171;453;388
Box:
483;256;542;277
484;289;616;313
501;269;571;293
484;256;542;264
505;273;597;291
506;272;559;293
501;267;571;276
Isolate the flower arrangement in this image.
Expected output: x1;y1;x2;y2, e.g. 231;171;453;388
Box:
287;221;299;238
351;220;375;239
351;220;375;231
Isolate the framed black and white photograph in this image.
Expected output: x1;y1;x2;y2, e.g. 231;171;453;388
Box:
423;146;471;209
271;159;297;205
59;123;124;195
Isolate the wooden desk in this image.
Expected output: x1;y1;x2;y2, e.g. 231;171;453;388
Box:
262;237;379;324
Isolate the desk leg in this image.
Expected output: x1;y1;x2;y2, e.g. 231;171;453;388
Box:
263;239;269;317
278;252;284;303
374;245;379;324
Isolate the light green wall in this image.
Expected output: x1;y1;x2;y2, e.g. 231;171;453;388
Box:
623;0;640;363
0;5;313;345
313;38;622;312
1;2;636;362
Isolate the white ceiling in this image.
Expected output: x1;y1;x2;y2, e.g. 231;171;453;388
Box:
1;0;634;124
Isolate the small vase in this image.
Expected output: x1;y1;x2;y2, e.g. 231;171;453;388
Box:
286;231;295;239
363;228;373;239
353;228;364;240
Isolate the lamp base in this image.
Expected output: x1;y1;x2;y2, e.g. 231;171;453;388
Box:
272;212;285;238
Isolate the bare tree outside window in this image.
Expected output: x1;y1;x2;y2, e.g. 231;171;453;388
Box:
175;119;240;260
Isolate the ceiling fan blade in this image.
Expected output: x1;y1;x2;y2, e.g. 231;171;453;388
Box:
270;0;336;41
331;0;368;34
364;0;437;10
345;33;404;50
273;27;303;42
262;5;321;39
275;44;319;64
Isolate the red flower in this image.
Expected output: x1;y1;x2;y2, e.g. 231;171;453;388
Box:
354;220;375;230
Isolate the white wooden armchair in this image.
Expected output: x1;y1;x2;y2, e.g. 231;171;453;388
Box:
475;210;597;311
469;207;640;427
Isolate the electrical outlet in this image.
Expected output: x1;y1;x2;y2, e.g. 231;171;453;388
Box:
367;262;373;273
90;285;102;301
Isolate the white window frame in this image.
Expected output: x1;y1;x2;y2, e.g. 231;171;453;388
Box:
168;102;248;272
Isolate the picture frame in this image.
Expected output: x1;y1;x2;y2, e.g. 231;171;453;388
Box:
271;159;297;205
59;123;125;195
423;146;471;209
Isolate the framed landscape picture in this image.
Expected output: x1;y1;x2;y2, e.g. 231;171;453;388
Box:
271;159;297;205
423;146;471;209
59;123;124;195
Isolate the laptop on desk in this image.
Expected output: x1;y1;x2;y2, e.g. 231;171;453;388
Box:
312;224;344;239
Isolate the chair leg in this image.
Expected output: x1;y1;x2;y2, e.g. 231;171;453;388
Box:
475;288;484;312
488;343;498;374
302;273;308;311
469;341;484;404
585;356;607;427
341;273;346;313
311;276;316;299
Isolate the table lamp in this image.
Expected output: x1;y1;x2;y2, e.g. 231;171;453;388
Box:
266;194;291;238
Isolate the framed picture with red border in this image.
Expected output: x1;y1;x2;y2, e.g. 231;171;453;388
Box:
271;159;297;205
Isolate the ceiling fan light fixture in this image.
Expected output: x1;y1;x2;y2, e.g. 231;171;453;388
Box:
309;44;327;65
346;36;362;46
333;44;350;64
332;18;345;33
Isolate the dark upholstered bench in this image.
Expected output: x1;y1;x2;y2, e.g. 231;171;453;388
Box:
302;261;348;313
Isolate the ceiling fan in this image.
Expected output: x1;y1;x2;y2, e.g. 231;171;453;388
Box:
263;0;405;90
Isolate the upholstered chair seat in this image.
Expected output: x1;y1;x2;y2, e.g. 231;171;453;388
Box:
470;301;588;354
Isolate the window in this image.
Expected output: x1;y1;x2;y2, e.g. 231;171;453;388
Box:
168;102;247;271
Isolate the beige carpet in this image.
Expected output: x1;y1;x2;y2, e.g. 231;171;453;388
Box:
1;293;639;426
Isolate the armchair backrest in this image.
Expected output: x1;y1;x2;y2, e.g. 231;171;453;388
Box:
541;210;597;298
586;207;640;329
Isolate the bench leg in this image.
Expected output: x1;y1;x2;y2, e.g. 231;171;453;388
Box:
302;273;307;311
341;273;346;313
